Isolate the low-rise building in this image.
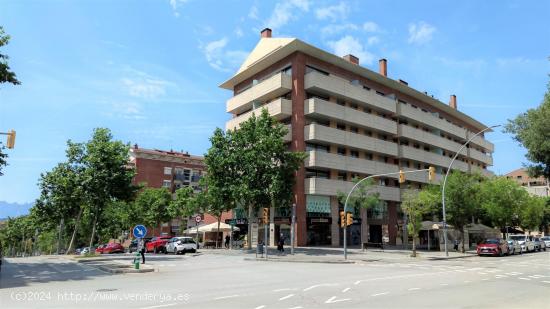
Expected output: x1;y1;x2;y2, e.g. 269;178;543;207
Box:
505;168;549;197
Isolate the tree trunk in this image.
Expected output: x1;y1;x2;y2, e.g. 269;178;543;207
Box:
460;228;465;253
66;207;83;254
411;228;417;257
247;205;253;250
88;205;99;250
216;216;221;249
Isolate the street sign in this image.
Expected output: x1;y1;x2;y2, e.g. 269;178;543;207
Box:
195;215;202;223
133;225;147;238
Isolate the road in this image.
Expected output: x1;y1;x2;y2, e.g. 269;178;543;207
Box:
1;250;549;308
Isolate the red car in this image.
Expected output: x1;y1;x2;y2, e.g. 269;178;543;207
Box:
477;239;510;256
146;236;171;253
103;243;125;254
95;244;107;254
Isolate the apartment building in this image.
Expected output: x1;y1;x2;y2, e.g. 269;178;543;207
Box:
129;145;231;236
505;168;549;197
221;28;494;247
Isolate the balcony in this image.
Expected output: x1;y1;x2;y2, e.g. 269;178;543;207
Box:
226;98;292;130
402;167;443;184
399;124;468;156
399;145;469;172
304;98;397;135
284;124;292;142
305;150;399;177
469;148;493;166
398;103;467;139
226;72;292;115
471;165;494;178
304;71;396;114
304;124;398;157
468;132;495;153
304;178;401;201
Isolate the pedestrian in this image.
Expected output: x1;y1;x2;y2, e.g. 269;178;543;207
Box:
138;238;146;264
453;239;459;252
277;233;285;254
225;235;230;249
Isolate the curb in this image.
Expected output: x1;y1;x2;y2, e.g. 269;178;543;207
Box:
96;265;155;274
243;257;354;264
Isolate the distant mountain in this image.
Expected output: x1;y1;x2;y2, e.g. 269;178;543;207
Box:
0;201;33;219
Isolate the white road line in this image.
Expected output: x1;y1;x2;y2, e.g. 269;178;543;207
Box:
518;278;530;281
273;288;297;292
440;283;449;286
408;288;421;291
325;296;351;304
139;303;178;309
482;279;489;281
279;294;295;301
464;280;471;283
495;275;507;278
287;306;303;309
542;281;550;284
303;283;338;291
454;270;466;272
478;272;488;275
342;288;351;293
214;295;240;300
371;292;389;297
254;306;266;309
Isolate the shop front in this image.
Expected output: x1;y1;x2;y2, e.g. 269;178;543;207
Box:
306;195;332;246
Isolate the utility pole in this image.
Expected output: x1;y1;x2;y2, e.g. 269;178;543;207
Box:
291;203;296;255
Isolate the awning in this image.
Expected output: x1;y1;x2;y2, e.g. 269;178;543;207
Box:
183;222;240;234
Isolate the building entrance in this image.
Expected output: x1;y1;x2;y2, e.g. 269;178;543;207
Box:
306;218;332;246
369;225;383;243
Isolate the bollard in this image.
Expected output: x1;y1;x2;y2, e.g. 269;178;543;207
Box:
133;252;140;270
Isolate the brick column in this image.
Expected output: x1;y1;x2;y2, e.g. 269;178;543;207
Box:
291;52;307;246
388;202;397;245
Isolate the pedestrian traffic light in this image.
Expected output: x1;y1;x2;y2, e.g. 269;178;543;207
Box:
346;213;353;226
399;170;405;183
6;130;16;149
428;166;435;181
262;207;269;224
340;211;345;228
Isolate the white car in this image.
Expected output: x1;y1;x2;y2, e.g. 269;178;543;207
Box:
509;235;535;252
165;237;197;254
541;236;550;248
507;240;522;255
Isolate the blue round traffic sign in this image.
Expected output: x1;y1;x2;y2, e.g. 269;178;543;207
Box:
133;225;147;238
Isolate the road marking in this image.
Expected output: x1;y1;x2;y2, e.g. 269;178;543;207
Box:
482;279;489;281
214;295;240;300
440;283;449;286
454;270;466;272
529;275;544;278
495;275;507;278
273;288;297;292
371;292;389;297
325;296;351;304
287;307;303;309
542;281;550;284
478;272;488;275
342;288;351;293
303;283;338;291
140;303;177;309
408;288;421;291
254;306;265;309
279;294;295;301
518;278;530;281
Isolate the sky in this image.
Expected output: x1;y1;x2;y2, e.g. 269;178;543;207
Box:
0;0;549;215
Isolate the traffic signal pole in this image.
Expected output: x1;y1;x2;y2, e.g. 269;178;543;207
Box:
343;168;434;260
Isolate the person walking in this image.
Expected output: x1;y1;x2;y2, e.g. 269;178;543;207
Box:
138;238;146;264
453;239;459;252
225;235;230;249
277;233;285;254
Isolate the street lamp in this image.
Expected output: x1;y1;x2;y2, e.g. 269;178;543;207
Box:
441;124;500;256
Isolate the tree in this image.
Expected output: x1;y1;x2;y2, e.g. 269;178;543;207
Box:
401;189;434;257
0;142;7;176
505;77;550;178
167;187;196;219
0;26;20;85
134;188;172;239
337;177;380;245
480;177;528;237
519;195;546;233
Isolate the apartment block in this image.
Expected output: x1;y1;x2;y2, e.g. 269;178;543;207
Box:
221;28;495;247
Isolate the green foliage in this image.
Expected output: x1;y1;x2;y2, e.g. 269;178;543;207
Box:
479;177;528;230
0;26;20;85
167;187;196;218
401;188;434;257
97;201;132;242
505;78;550;178
443;171;483;235
133;187;173;235
520;195;546;232
337;177;380;211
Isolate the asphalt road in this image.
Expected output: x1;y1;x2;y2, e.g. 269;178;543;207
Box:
1;250;549;308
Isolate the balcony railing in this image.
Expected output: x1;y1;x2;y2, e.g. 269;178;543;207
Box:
226;98;292;130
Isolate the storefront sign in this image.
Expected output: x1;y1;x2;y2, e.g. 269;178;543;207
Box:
306;195;331;214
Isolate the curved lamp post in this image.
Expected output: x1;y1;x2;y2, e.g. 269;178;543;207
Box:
441;124;500;256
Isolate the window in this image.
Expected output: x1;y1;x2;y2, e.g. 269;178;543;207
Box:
365;153;373;160
164;167;172;175
516;175;522;179
363;85;371;91
305;169;329;179
337;123;346;130
350;126;358;133
365;130;373;137
337;147;346;156
162;180;171;188
350;150;359;158
337;171;347;181
376;91;385;96
306;143;329;153
281;66;292;75
381;135;388;141
350;103;358;109
337;99;346;106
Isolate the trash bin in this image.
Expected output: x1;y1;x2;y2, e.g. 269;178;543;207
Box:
133;252;140;270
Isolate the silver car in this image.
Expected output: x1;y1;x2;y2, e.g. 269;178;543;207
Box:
507;240;522;255
509;235;535;252
541;236;550;248
533;237;547;252
165;237;197;255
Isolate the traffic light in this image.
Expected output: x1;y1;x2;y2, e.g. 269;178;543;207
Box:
6;130;16;149
428;166;435;182
398;170;405;183
346;213;353;226
340;211;345;228
262;207;269;224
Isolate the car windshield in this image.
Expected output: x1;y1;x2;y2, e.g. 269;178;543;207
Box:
509;235;525;241
542;236;550;241
484;239;499;244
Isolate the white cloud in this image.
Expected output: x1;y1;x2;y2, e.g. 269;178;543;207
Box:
111;101;146;120
408;21;436;44
200;37;248;72
320;23;358;37
235;27;244;37
363;21;379;33
327;35;374;65
267;0;310;29
169;0;189;17
248;5;259;20
367;36;379;45
315;2;350;21
121;75;169;100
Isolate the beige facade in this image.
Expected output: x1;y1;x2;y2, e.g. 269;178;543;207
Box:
221;29;494;247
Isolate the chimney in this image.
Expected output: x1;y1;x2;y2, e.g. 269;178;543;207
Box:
449;95;457;109
379;58;387;77
343;54;359;65
261;28;272;38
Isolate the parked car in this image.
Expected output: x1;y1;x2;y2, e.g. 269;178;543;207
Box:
165;237;197;254
80;247;91;255
507;240;522;255
95;244;107;254
541;236;550;249
74;248;82;255
146;236;171;253
477;239;510;256
103;243;125;254
533;237;547;252
128;238;152;253
509;235;535;253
